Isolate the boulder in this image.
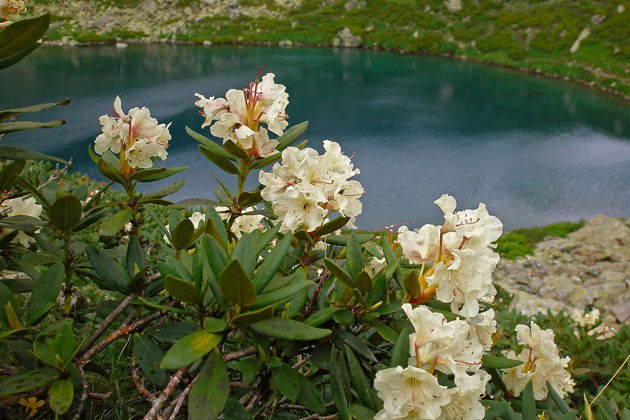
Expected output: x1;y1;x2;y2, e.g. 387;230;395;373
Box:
590;14;606;26
444;0;462;12
278;39;293;47
344;0;366;10
570;27;590;53
338;27;362;48
140;0;157;13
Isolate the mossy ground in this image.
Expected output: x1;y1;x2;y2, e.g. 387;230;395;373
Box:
496;221;585;259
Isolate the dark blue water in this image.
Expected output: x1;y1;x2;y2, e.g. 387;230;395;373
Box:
2;45;630;229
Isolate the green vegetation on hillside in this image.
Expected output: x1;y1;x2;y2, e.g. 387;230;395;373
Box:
496;221;585;259
31;0;630;98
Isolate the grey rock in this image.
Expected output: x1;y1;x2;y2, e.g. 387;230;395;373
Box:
140;0;157;13
609;303;630;322
444;0;462;12
278;39;293;47
344;0;365;11
591;14;606;26
570;27;591;53
332;37;341;47
338;28;362;48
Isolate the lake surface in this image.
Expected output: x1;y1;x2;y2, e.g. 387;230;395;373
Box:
2;45;630;230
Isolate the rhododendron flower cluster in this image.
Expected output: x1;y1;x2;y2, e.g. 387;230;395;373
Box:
374;304;491;420
502;322;575;399
194;72;288;158
258;140;363;232
398;194;502;317
0;0;26;20
0;196;42;246
95;96;172;171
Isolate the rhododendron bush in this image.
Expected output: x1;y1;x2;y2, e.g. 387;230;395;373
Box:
1;10;627;420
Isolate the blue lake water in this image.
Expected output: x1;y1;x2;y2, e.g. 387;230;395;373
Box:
2;45;630;230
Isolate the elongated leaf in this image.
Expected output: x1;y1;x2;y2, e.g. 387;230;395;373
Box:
186;126;235;160
0;120;65;134
250;318;331;341
251;278;312;310
324;258;353;288
171;219;195;251
188;350;230;420
249;151;282;169
199;145;238;174
231;232;256;277
141;179;185;201
223;398;253;419
313;216;350;237
547;382;572;414
133;335;167;387
86;247;128;292
219;260;256;308
0;98;70;121
305;307;340;327
325;233;373;246
0;14;49;58
231;306;274;327
371;320;399;343
126;235;144;279
271;365;301;401
0;145;68;165
0;372;58;398
276;121;309;151
482;355;524;369
224;140;248;159
0;42;39;70
27;263;64;325
253;234;292;292
164;275;201;306
160;330;221;369
345;345;378;411
48;379;73;415
0;159;25;190
522;381;537;420
329;350;351;420
390;327;410;368
336;330;377;363
296;373;325;413
99;208;132;236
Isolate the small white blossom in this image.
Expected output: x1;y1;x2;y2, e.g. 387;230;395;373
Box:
164;212;206;244
216;206;265;238
467;309;496;351
374;366;450;420
502;322;574;400
437;370;490;420
572;308;600;327
397;224;441;264
0;197;42;246
0;0;26;20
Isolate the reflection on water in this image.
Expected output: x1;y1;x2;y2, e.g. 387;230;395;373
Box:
2;45;629;229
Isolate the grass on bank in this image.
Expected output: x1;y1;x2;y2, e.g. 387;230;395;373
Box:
496;221;585;260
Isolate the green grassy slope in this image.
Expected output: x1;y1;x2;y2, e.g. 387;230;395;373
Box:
32;0;630;98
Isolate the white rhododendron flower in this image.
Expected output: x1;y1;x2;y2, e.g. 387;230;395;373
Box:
397;224;441;264
95;96;171;170
0;197;42;246
194;72;288;157
259;140;363;232
216;206;264;238
467;309;497;352
0;0;26;20
437;370;490;420
502;322;574;400
374;366;450;420
573;308;600;327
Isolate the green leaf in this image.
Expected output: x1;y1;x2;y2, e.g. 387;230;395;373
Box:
0;159;25;190
53;320;75;363
324;258;354;288
482;355;524;369
133;335;168;387
329;350;351;420
253;234;293;292
0;42;39;70
371;320;399;343
223;398;253;420
0;372;58;398
325;233;374;246
276;121;309;151
0;145;68;165
141;179;185;201
345;233;364;278
219;260;256;308
134;166;189;182
86;247;128;292
249;151;282;169
171;219;195;251
188;350;230;420
271;365;301;401
237;190;262;208
349;405;376;420
390;327;410;368
160;330;221;369
27;263;64;325
336;330;377;363
0;14;49;60
224;140;248;159
97;156;124;183
186;126;235;160
547;382;572;414
0;98;70;121
251;278;312;310
146;321;197;343
48;379;73;415
164;275;201;306
313;216;350;236
0;120;65;134
353;270;372;293
250;318;331;341
98;208;132;236
305;307;340;327
296;374;325;413
231;232;257;277
126;235;145;279
403;270;420;298
522;381;537;420
199;145;238;174
345;345;378;411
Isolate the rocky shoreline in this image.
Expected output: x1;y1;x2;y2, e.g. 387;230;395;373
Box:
495;215;630;326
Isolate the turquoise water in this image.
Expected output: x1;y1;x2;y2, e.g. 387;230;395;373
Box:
2;45;630;229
